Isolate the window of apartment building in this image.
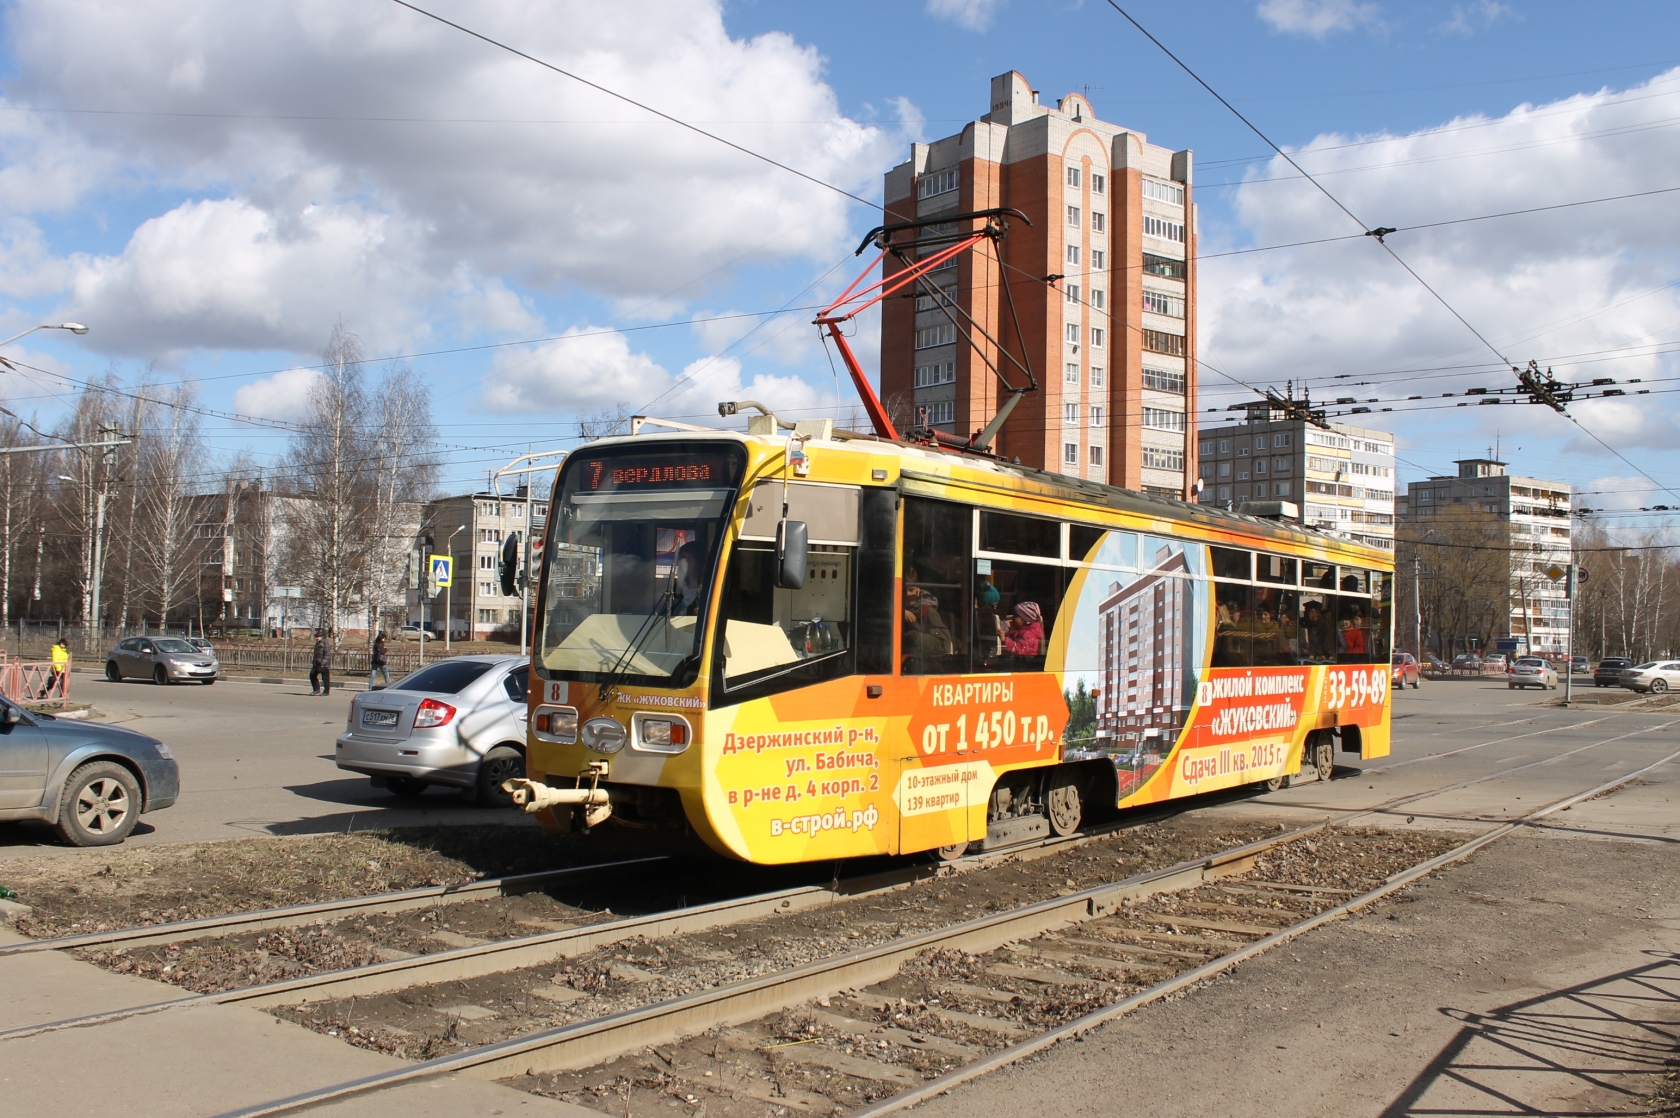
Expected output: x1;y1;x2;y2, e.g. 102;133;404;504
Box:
1066;244;1080;265
1237;446;1250;457
1090;445;1104;466
533;503;548;519
1091;173;1106;194
477;608;498;624
1142;215;1186;242
479;555;495;570
1092;211;1106;233
918;167;958;199
914;360;957;388
1142;290;1185;317
1090;248;1106;269
1237;469;1250;481
914;323;957;349
1255;459;1268;475
1142;328;1184;355
478;528;501;543
1067;205;1081;227
509;504;523;519
1254;435;1269;449
1218;485;1231;500
480;581;495;597
1067;166;1081;188
914;288;955;312
1065;362;1081;385
1065;282;1080;304
1200;462;1215;479
1090;405;1104;427
1218;462;1231;478
1218;440;1231;453
1064;403;1080;426
479;501;499;517
1199;440;1214;455
1091;289;1105;310
1142;406;1185;431
1142;253;1187;280
1066;322;1080;344
1274;458;1291;473
1090;327;1105;348
1064;442;1079;465
1274;482;1291;497
1143;367;1185;393
1273;433;1292;447
920;401;956;426
1142;178;1185;205
1090;366;1105;387
1143;447;1184;471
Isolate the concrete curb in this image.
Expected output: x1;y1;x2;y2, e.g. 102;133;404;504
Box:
69;666;373;693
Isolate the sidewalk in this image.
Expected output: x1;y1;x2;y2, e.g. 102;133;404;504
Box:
0;920;595;1117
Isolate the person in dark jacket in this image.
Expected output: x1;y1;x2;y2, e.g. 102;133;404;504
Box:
309;631;333;695
369;632;390;687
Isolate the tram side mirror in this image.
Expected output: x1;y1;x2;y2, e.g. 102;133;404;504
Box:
776;519;808;590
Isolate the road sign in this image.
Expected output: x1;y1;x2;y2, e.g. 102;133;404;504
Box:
429;554;453;588
1546;564;1566;581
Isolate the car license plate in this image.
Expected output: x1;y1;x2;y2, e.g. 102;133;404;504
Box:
362;709;400;728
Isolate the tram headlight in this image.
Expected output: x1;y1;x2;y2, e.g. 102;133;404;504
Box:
632;713;691;754
534;706;578;743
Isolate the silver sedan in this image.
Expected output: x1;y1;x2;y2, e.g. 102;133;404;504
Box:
334;654;529;806
1620;661;1680;694
1507;657;1558;690
104;637;220;685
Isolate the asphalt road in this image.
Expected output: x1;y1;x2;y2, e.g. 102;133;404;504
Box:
2;673;1670;856
0;674;532;854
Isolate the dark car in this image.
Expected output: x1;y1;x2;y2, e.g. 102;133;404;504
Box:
0;694;179;845
1594;657;1633;688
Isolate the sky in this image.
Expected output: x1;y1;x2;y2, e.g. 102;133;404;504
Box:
1;0;1678;542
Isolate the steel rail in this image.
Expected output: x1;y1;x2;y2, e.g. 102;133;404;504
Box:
204;716;1680;1118
0;856;669;957
850;743;1680;1118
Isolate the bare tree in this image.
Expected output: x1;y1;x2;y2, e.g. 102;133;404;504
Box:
283;324;374;634
0;414;47;626
1398;507;1511;659
51;377;123;624
134;383;205;627
578;404;636;441
362;361;438;638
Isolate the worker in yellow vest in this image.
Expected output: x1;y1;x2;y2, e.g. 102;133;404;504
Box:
43;637;70;699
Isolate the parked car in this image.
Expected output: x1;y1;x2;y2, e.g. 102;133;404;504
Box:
1571;656;1589;674
1451;654;1483;670
1391;652;1421;689
187;637;215;654
1594;657;1633;688
396;625;431;641
104;637;220;685
335;654;529;805
0;693;179;845
1483;654;1508;670
1507;657;1558;690
1618;661;1680;694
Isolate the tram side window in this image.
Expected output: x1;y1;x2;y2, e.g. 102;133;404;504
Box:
973;558;1062;674
1210;547;1252;581
1213;582;1253;667
715;541;855;699
1069;524;1106;563
1336;593;1375;663
1251;584;1298;665
1257;553;1297;585
1298;591;1337;664
1369;572;1394;662
902;497;972;675
980;511;1060;559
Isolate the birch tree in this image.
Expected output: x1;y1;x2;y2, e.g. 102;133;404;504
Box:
361;362;437;639
134;383;205;626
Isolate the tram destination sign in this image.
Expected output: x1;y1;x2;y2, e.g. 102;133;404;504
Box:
578;450;735;492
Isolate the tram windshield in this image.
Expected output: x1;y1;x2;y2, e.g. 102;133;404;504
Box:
539;445;744;687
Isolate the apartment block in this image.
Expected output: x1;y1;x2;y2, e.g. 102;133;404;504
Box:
418;490;548;639
1197;416;1397;551
1397;458;1573;654
880;71;1197;497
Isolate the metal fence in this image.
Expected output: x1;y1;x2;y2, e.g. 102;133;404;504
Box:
0;653;70;705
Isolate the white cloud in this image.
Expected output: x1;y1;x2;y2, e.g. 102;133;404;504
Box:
1440;1;1518;36
231;366;325;421
926;0;1005;32
1200;68;1680;465
1;0;905;356
1256;0;1382;37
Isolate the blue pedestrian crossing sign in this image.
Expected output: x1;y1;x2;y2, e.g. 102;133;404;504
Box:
429;554;453;588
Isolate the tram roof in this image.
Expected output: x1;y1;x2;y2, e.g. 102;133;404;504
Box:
577;426;1393;567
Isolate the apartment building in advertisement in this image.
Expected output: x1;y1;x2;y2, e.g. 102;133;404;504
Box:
880;71;1198;497
1094;544;1192;798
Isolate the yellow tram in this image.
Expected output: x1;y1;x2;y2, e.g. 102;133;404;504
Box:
511;420;1393;863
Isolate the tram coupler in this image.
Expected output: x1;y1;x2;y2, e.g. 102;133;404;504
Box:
501;778;613;828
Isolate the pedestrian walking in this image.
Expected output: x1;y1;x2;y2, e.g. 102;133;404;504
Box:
369;631;390;687
309;630;333;696
41;637;70;699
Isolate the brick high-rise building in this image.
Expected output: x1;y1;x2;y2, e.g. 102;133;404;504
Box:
880;71;1198;497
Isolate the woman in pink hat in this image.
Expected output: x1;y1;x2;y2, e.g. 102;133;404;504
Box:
1002;601;1043;657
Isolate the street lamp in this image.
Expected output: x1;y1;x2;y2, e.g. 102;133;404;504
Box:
1;322;89;348
445;524;466;652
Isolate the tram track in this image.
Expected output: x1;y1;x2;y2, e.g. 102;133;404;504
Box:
180;714;1680;1118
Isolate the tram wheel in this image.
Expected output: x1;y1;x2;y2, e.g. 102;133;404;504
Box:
933;843;969;862
1314;733;1335;781
1262;775;1286;793
1045;768;1083;837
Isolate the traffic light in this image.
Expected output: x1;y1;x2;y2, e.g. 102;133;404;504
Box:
499;531;522;597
